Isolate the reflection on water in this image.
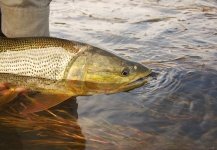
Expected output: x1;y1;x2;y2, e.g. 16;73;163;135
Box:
0;97;158;150
0;97;86;150
1;0;217;149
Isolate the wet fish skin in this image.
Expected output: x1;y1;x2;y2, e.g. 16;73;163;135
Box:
0;37;86;95
0;37;151;113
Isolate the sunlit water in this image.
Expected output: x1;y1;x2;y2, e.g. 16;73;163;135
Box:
1;0;217;149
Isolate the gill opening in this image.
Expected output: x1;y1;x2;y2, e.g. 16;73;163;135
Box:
80;56;90;94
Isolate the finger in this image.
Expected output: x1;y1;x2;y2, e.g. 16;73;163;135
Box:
0;84;7;91
15;87;29;94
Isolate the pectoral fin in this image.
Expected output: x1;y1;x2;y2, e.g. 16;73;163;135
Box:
21;93;72;114
0;89;19;109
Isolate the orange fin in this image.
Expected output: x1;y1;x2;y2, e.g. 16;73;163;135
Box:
21;93;72;114
0;89;19;108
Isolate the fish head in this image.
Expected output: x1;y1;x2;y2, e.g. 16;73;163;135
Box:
67;46;151;95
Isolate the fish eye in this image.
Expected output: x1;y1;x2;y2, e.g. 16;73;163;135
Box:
121;67;130;76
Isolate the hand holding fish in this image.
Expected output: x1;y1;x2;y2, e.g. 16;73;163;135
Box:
0;83;28;94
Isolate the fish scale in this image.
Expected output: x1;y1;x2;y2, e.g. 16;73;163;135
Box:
0;37;79;52
0;47;74;80
0;37;82;81
0;37;93;94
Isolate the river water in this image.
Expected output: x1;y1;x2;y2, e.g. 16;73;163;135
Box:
1;0;217;150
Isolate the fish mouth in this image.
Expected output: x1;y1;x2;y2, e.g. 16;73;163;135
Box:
129;69;155;85
127;76;149;86
122;70;152;91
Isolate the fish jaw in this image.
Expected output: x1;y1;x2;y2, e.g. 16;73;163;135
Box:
120;70;152;92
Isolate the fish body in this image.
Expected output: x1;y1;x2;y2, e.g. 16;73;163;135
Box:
0;37;86;95
0;37;151;113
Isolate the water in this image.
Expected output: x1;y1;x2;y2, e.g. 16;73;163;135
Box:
1;0;217;149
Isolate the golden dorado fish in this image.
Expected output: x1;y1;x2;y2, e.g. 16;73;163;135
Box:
0;37;151;114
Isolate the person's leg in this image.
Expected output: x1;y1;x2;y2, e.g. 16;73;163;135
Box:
0;0;52;37
0;9;6;37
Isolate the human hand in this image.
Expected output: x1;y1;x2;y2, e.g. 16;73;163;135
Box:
0;84;28;95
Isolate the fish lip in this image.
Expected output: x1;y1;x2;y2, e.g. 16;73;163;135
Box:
127;76;149;86
127;70;152;86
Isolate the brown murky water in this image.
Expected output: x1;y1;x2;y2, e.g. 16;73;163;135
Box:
1;0;217;149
